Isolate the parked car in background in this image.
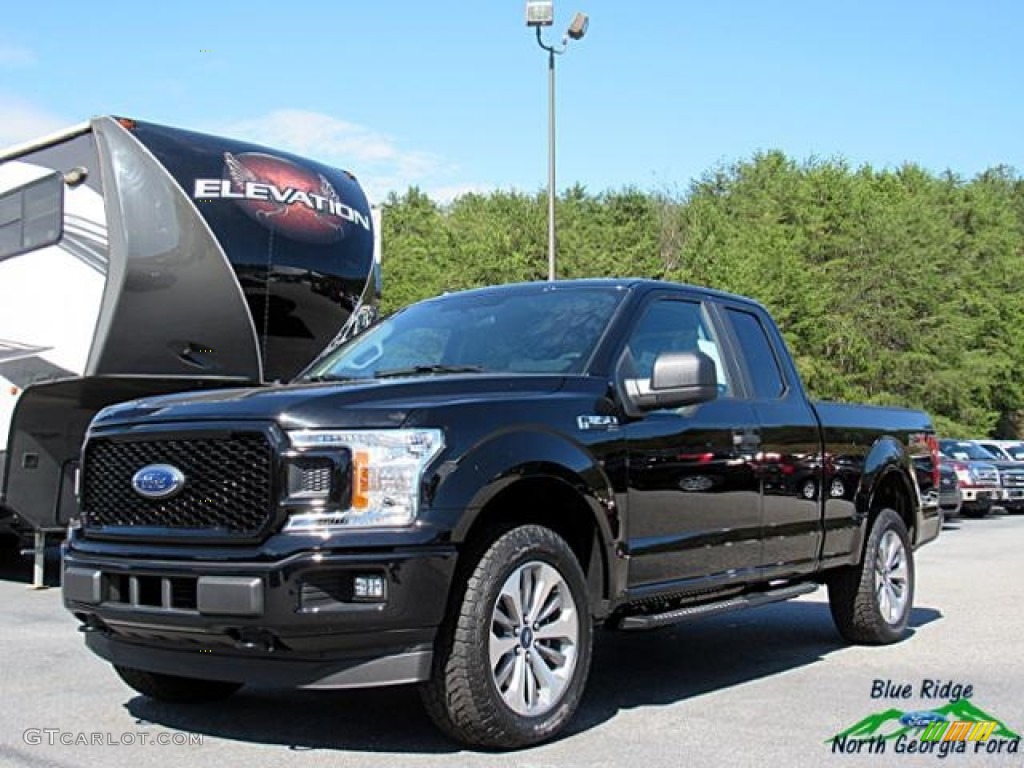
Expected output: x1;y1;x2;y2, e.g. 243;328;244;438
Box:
914;456;961;520
993;465;1024;514
962;440;1024;514
938;440;1001;518
974;440;1024;462
937;461;962;519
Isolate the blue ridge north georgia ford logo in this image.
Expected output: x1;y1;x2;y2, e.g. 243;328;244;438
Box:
131;464;186;500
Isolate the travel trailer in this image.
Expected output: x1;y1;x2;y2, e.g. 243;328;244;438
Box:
0;116;379;570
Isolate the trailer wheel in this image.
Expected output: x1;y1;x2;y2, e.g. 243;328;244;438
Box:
828;508;914;644
114;665;242;702
420;525;592;749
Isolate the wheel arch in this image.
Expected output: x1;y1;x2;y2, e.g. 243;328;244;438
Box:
849;436;919;559
430;430;618;618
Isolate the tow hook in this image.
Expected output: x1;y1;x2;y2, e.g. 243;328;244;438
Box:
77;615;106;634
232;629;278;653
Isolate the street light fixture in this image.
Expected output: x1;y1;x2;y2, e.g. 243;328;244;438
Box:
525;0;554;26
527;3;589;281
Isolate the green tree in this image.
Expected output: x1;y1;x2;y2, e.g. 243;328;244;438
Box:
375;157;1024;437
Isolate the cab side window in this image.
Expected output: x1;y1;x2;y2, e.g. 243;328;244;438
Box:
725;308;786;399
626;299;731;396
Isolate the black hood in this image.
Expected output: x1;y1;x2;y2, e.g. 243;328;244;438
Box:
90;374;576;431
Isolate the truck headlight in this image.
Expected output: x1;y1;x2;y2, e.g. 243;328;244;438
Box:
284;429;444;530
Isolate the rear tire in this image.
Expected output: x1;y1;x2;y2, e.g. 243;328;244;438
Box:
114;666;242;702
421;524;592;749
828;508;914;645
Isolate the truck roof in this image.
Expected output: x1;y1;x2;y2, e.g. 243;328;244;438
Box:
423;278;768;312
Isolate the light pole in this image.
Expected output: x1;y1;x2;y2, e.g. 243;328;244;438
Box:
526;2;589;281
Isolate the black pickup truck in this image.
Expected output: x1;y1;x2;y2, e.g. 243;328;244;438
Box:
63;279;941;748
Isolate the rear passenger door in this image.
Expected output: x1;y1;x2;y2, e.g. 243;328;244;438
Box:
717;303;824;577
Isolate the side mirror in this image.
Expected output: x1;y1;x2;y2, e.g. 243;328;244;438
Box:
622;350;719;414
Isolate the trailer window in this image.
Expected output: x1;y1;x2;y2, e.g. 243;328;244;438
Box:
0;172;63;262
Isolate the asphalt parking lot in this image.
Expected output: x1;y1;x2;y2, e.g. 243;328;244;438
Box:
0;513;1021;768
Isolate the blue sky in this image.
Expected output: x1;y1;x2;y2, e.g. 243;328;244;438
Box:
1;1;1021;202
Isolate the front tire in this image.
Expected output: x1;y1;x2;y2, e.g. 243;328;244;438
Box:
828;508;914;644
114;666;242;702
421;525;593;749
960;502;990;519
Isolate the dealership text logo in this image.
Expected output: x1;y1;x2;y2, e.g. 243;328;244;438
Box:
829;679;1020;758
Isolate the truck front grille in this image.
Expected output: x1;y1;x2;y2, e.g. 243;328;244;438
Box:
974;469;999;486
81;431;274;538
1000;470;1024;488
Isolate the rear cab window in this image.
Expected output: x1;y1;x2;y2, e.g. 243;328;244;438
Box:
723;307;786;400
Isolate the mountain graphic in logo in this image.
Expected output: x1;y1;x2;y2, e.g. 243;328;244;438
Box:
830;699;1021;742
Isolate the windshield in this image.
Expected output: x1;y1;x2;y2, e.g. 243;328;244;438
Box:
302;285;625;381
981;442;1024;461
939;440;996;461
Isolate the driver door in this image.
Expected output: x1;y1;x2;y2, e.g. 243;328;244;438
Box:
622;295;764;592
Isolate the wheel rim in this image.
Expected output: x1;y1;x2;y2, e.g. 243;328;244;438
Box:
874;529;909;625
489;560;579;717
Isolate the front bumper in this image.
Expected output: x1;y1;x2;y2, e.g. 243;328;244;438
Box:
998;487;1024;510
938;488;961;512
960;487;998;503
63;544;456;688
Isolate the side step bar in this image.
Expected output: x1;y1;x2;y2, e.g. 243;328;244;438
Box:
619;582;819;630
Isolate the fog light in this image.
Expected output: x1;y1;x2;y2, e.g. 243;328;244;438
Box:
353;574;385;600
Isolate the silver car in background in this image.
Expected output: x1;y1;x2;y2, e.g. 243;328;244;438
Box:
975;439;1024;462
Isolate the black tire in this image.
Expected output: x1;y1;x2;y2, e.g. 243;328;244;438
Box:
960;503;990;519
114;666;242;703
827;508;914;645
421;525;593;749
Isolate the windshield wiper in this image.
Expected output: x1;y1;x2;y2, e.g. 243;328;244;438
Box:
373;364;487;379
304;373;365;383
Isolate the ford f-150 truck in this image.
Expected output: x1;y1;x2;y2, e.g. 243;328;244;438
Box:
938;440;1002;517
62;279;941;748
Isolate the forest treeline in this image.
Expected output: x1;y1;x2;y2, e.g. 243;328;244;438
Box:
378;151;1024;438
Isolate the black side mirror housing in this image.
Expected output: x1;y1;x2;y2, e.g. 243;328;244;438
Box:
622;350;719;414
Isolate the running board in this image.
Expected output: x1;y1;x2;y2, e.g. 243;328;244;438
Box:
619;582;818;630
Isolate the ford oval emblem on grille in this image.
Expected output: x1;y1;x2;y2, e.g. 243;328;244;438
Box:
131;464;186;500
